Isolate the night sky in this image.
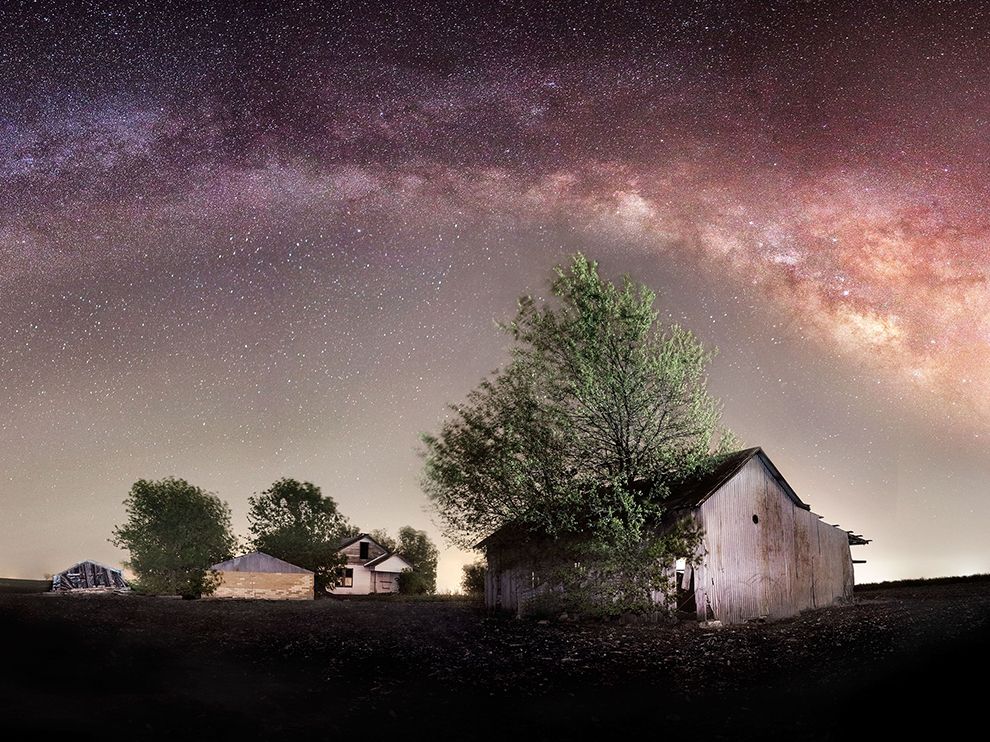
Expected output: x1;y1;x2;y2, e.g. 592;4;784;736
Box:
2;1;988;590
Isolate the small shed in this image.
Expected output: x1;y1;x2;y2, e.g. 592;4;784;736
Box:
51;561;128;591
210;552;314;600
479;447;870;623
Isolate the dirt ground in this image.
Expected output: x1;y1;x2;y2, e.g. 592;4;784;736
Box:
1;580;988;740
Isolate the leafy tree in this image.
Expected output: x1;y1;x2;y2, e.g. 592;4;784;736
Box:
247;478;355;593
111;477;236;598
367;526;439;594
421;254;734;614
461;561;486;596
368;528;398;553
396;526;439;595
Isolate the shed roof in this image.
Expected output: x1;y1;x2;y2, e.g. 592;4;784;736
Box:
211;551;313;574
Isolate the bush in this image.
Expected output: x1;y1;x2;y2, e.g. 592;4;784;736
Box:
461;561;486;596
111;478;236;598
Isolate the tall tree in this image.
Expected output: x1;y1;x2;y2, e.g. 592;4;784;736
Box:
461;561;486;596
368;528;398;553
111;477;236;598
395;526;438;595
247;478;355;593
370;526;439;595
421;254;734;613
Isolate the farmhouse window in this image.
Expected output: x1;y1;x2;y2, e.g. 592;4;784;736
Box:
342;568;354;587
359;541;370;559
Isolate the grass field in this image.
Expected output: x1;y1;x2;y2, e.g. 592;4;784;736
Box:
855;572;990;590
1;580;988;739
0;577;50;594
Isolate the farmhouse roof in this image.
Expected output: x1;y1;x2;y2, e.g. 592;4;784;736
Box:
337;532;391;552
364;552;414;570
338;533;416;569
211;551;313;574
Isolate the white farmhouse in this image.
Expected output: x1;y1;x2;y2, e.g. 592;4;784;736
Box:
332;533;413;595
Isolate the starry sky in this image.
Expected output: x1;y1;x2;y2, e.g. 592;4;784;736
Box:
2;1;988;590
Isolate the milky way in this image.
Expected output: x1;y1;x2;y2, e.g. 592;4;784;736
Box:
2;1;988;587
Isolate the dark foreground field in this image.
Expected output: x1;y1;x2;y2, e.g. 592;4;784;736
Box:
2;581;988;741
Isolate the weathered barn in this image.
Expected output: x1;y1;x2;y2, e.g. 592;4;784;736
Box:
332;533;413;595
479;447;869;623
209;552;314;600
51;560;128;591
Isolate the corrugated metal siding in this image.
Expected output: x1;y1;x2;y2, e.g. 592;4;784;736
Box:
696;456;853;623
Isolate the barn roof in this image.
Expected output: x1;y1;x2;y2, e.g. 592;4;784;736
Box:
211;552;313;574
663;447;810;512
664;449;870;545
473;447;869;549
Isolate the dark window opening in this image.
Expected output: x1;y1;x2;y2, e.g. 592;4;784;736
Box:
341;568;354;587
676;566;696;618
359;541;369;559
752;514;760;524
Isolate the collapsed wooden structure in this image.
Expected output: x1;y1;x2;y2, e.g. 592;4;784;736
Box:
51;560;129;591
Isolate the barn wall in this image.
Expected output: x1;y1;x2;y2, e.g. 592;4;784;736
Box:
696;456;853;624
212;571;314;600
484;551;499;608
483;546;539;615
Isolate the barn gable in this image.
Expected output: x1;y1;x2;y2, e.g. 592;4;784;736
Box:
688;454;857;623
664;447;808;512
